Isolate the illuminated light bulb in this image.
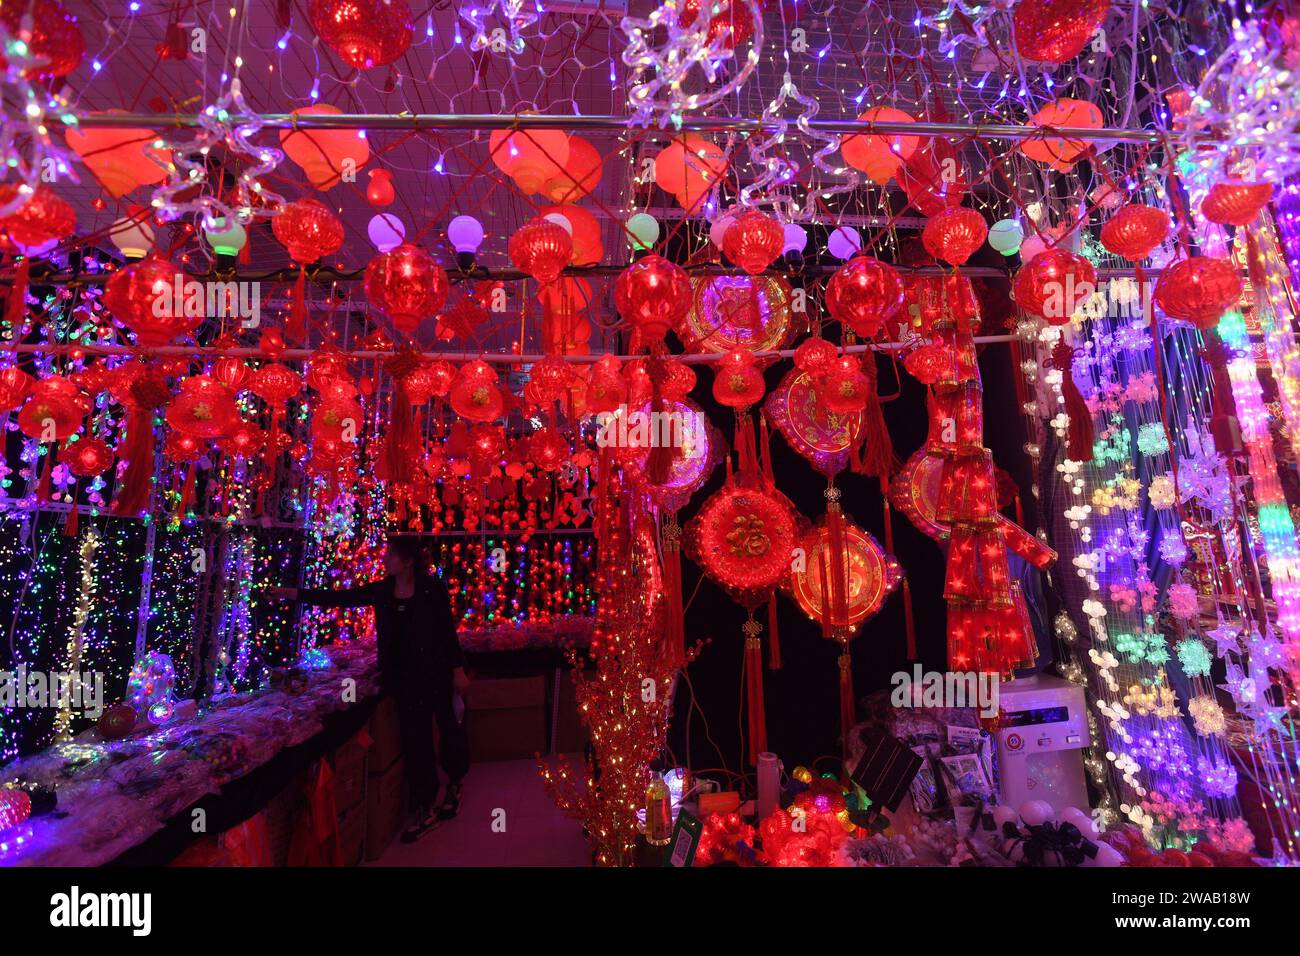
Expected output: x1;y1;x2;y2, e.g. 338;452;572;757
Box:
203;217;247;257
447;214;485;270
626;213;659;251
827;226;862;260
367;213;406;252
781;223;807;254
110;213;155;260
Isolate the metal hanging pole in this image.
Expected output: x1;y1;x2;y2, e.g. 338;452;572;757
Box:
70;111;1164;145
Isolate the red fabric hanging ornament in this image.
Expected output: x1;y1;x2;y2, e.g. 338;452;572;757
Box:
107;363;171;516
0;183;76;249
166;375;239;439
903;342;949;384
449;360;504;422
661;360;696;400
721;209;783;275
0;0;84;79
66;437;112;477
1013;0;1111;65
586;356;627;414
221;420;265;460
1011;247;1097;324
364;243;449;336
1049;343;1094;462
509;218;573;286
825;255;904;339
921;207;988;266
309;0;413;69
304;341;350;391
528;428;569;472
104;254;203;346
1100;204;1170;261
614;254;692;347
712;351;766;408
1154;257;1242;328
1201;181;1274;227
678;0;754;47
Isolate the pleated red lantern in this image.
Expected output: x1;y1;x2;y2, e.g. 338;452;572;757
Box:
1011;247;1097;324
222;421;265;460
921;207;988;266
509;218;572;286
425;359;455;398
309;0;413;70
793;336;838;375
541;136;603;204
615;254;692;346
66;114;170;199
104;255;202;347
678;0;754;47
1014;0;1111;65
1020;99;1102;171
166;375;239;439
18;377;87;440
841;107;920;185
528;428;569;472
364;243;449;335
0;184;75;249
0;365;33;411
722;209;784;275
273;198;344;263
1154;258;1242;328
1100;204;1170;261
903;342;950;385
712;356;766;409
825;255;904;339
1201;181;1274;227
251;363;301;405
0;0;84;79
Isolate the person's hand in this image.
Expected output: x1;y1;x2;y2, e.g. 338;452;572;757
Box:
453;667;470;695
265;586;299;602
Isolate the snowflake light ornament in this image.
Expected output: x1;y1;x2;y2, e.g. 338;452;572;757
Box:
460;1;537;56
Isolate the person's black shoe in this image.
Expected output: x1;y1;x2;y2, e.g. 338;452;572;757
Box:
399;804;439;844
435;782;463;822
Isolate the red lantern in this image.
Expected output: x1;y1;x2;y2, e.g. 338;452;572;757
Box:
1020;99;1102;171
367;168;396;207
273;198;345;263
1154;258;1242;329
309;0;413;69
250;363;302;404
528;428;569;472
654;134;728;210
222;421;265;460
449;361;504;423
678;0;754;48
489;126;570;196
898;137;968;216
426;359;455;398
541;136;604;204
921;207;988;266
825;256;904;339
615;254;692;345
1099;204;1170;261
712;357;766;408
66;114;170;199
0;365;34;410
167;375;239;439
18;377;87;440
841;107;919;185
903;343;950;385
1201;181;1274;228
104;255;201;347
793;336;838;374
0;184;75;249
721;209;784;275
822;356;871;414
509;218;573;286
662;360;696;400
1011;247;1098;324
539;204;603;266
686;481;799;604
65;437;112;478
280;105;371;190
0;0;84;79
1014;0;1112;65
365;243;449;335
586;356;626;414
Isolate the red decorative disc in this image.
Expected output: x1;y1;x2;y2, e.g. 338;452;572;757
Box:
684;275;794;354
790;521;902;629
686;480;799;606
764;366;864;478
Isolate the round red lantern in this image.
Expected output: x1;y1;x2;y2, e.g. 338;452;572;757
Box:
449;361;504;423
841;107;919;185
304;342;349;392
825;256;904;339
903;342;951;385
1011;247;1098;324
97;703;137;741
539;204;603;266
615;254;692;345
793;336;838;375
721;209;784;275
662;360;697;400
1014;0;1112;65
167;375;239;439
541;135;604;204
0;0;84;79
654;134;728;210
822;356;871;414
365;243;449;335
0;184;75;249
678;0;754;47
65;437;112;478
712;360;766;409
509;218;573;286
18;376;87;440
425;359;455;398
222;421;265;459
1099;204;1170;261
1201;181;1274;228
66;114;171;199
528;428;569;472
279;105;371;191
104;255;201;347
309;0;412;69
250;363;302;404
921;207;988;266
586;356;627;414
272;198;345;263
686;481;799;604
1154;258;1242;328
0;365;33;411
1020;99;1102;171
489;126;570;196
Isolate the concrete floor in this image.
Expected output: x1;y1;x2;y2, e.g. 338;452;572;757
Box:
367;756;592;867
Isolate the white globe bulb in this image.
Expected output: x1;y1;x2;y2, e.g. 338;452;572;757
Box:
110;216;155;260
543;212;573;235
626;213;659;250
446;214;484;254
781;223;808;254
368;213;406;253
827;226;862;260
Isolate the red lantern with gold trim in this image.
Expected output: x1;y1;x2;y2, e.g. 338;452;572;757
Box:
722;209;783;275
615;254;692;346
509;218;573;286
825;256;904;339
921;207;988;266
1100;204;1170;261
364;243;449;335
1154;257;1242;328
1011;247;1097;324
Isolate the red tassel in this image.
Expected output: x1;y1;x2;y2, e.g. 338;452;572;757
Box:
286;266;309;345
744;626;767;765
35;448;53;501
180;461;197;513
882;490;918;659
386;378;417;486
1051;342;1094;462
825;493;849;626
4;258;31;329
661;515;685;669
767;593;781;670
838;651;856;757
853;354;895;480
64;497;79;537
758;413;776;491
112;406;156;516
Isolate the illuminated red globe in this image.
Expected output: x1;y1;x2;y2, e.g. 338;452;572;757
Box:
309;0;413;70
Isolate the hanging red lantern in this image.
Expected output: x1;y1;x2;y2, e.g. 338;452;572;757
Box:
1013;0;1112;65
903;342;950;385
449;361;504;422
0;0;84;79
662;360;697;400
1154;257;1242;328
365;243;449;335
304;341;349;391
366;168;396;207
788;520;902;629
654;134;728;210
841;106;920;185
1100;204;1171;261
489;125;570;196
1020;99;1102;171
0;184;76;250
721;209;784;275
163;430;205;464
166;375;239;439
825;256;904;339
0;365;33;410
678;0;754;48
586;356;626;414
712;355;766;408
897;136;968;216
528;428;569;472
18;377;87;440
104;254;201;347
538;204;603;266
1201;181;1274;227
272;198;344;264
527;356;574;405
921;207;988;266
250;363;302;404
509;218;573;286
1011;247;1097;324
65;437;112;478
822;356;871;414
541;135;604;204
280;105;371;190
793;336;838;375
615;254;692;346
222;421;265;460
312;394;363;440
425;359;455;398
685;481;799;605
65;113;170;199
308;0;413;69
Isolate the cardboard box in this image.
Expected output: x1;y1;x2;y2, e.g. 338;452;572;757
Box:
466;676;547;761
364;758;406;862
338;800;367;866
333;729;371;812
368;697;403;773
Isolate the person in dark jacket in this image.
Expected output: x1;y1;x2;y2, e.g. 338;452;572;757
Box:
269;537;470;842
